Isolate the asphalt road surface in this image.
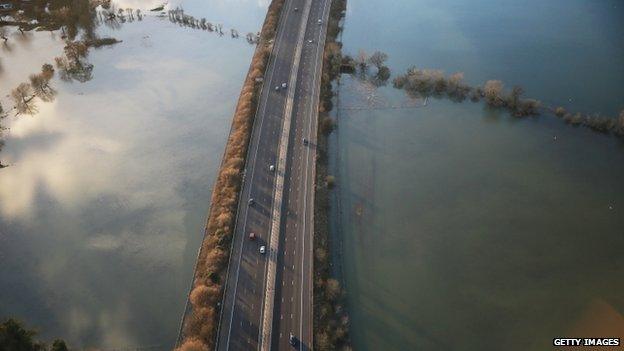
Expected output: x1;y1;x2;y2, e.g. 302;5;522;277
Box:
216;0;332;350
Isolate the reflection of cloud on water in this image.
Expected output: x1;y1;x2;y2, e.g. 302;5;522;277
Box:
0;14;252;347
0;100;123;219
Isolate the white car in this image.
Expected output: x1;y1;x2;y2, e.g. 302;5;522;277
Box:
308;39;314;43
294;7;298;11
259;245;266;254
317;19;322;24
269;164;275;171
281;82;287;89
275;86;280;91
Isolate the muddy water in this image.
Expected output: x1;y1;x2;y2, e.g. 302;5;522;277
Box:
334;0;624;350
0;0;266;348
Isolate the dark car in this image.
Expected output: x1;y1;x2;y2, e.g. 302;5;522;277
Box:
289;333;296;346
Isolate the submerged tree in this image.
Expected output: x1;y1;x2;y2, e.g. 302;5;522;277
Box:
0;27;8;42
11;83;38;115
29;64;56;102
55;41;93;82
483;80;505;107
348;49;391;87
0;101;7;119
355;49;369;72
369;51;388;69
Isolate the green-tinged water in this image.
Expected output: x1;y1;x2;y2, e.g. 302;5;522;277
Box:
0;0;265;348
334;1;624;350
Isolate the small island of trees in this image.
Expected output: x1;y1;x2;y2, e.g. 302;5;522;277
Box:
0;318;69;351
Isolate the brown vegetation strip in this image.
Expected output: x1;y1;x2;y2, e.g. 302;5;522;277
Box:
175;0;286;350
313;0;353;350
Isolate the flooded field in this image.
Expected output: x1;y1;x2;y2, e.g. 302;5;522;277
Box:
0;0;266;348
333;0;624;350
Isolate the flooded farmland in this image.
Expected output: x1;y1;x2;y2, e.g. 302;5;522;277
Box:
0;0;267;348
333;0;624;350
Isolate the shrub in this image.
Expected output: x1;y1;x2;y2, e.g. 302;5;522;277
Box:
320;116;335;135
325;278;341;301
325;175;335;188
483;80;505;107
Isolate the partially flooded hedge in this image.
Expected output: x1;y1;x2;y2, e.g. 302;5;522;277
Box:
313;0;353;350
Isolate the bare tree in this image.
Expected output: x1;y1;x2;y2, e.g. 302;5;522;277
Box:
29;64;56;102
11;83;37;115
64;41;89;64
368;51;388;69
355;49;368;72
483;80;504;107
325;278;341;301
0;27;8;42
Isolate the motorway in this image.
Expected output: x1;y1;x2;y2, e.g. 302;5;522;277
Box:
215;0;332;350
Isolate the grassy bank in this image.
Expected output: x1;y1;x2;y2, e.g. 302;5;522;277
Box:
313;0;352;350
175;0;286;350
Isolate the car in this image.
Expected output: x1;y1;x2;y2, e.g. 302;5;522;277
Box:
259;245;266;254
289;333;296;346
294;7;298;11
269;164;275;172
317;19;322;24
249;232;256;240
303;138;308;145
281;82;287;89
308;39;314;43
248;198;254;205
275;85;280;91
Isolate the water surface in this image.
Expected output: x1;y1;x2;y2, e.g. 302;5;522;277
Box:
0;0;266;348
335;1;624;350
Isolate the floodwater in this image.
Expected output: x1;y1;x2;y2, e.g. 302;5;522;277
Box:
334;0;624;350
0;0;266;349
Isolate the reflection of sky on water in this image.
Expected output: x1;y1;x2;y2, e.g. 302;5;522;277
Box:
0;2;264;348
337;0;624;350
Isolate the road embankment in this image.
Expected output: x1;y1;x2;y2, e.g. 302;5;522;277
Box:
175;1;286;350
312;0;352;350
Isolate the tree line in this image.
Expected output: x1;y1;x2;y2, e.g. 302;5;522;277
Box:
390;66;624;138
167;7;260;45
313;0;353;350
